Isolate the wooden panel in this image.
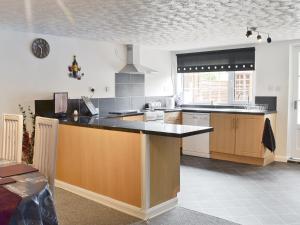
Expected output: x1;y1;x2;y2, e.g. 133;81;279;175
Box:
164;112;182;124
235;114;265;158
211;151;275;166
122;115;144;121
56;124;142;207
150;135;180;207
211;152;265;166
210;113;236;154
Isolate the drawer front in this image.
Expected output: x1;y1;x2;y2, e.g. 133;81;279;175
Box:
122;115;144;121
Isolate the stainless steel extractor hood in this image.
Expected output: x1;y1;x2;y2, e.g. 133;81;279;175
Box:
118;45;157;74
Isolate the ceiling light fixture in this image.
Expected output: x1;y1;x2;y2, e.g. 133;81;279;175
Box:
267;34;272;43
246;29;252;38
245;27;272;44
257;33;262;42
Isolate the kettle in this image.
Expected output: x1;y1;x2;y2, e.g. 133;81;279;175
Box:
166;97;175;109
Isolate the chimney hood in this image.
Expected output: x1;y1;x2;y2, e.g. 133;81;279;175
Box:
118;45;157;74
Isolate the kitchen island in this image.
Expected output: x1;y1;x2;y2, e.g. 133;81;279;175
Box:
55;116;213;219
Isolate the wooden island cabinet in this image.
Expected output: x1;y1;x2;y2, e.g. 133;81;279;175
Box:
55;118;213;220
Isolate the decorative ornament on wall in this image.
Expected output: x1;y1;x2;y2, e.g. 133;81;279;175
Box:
68;55;84;80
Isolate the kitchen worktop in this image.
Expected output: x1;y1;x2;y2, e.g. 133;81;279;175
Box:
155;107;276;115
103;107;276;118
59;116;213;138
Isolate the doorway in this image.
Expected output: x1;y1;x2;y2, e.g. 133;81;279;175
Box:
290;45;300;160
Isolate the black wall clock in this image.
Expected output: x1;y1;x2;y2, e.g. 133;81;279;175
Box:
32;38;50;58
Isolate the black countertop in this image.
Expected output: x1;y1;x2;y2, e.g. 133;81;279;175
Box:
154;107;276;115
106;107;276;117
59;116;213;138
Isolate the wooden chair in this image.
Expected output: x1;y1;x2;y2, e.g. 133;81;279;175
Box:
0;114;23;163
33;117;59;193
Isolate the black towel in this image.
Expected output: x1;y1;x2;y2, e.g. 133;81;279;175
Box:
262;118;276;152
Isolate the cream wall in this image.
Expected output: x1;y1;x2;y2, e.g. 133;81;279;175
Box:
0;30;173;115
255;42;291;161
140;47;174;96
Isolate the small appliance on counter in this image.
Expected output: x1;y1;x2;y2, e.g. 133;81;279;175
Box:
145;101;162;110
54;92;68;118
82;96;98;116
166;97;175;109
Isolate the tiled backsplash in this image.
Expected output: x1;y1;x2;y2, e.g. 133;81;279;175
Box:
35;96;170;116
36;73;173;116
115;73;145;97
255;96;277;111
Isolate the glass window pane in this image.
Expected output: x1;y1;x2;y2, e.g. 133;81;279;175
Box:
181;70;253;104
234;71;253;102
182;72;229;104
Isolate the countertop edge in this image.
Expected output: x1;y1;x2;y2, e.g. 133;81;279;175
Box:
59;120;213;138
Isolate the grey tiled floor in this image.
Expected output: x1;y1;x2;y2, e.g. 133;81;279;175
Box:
178;156;300;225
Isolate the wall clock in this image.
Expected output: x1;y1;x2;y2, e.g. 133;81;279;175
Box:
32;38;50;58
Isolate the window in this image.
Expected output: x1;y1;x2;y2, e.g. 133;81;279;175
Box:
179;71;253;104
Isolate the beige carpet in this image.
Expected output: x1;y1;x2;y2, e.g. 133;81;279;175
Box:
55;187;238;225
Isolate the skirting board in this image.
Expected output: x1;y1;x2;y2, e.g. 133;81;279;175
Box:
275;155;288;162
55;179;178;220
182;150;210;158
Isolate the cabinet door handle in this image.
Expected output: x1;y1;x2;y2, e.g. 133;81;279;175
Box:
236;118;239;129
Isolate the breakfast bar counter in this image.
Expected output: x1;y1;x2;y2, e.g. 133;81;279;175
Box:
55;117;213;219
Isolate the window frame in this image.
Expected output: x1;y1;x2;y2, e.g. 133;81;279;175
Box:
177;70;255;105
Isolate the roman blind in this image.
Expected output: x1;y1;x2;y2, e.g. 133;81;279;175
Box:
177;47;255;73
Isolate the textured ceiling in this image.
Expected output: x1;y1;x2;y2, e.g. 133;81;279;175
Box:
0;0;300;50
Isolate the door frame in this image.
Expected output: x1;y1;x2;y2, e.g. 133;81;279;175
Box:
288;44;300;159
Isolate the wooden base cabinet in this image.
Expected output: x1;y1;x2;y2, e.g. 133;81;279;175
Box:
122;115;144;121
210;113;276;166
210;113;236;155
164;112;182;124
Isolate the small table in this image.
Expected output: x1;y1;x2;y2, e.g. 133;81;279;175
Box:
0;160;58;225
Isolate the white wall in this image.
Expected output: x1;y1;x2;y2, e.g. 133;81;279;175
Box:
173;40;300;161
140;47;174;96
0;30;173;115
255;42;291;161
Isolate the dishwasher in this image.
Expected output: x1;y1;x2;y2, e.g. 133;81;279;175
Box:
182;112;210;158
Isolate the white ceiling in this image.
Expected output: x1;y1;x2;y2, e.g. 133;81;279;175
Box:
0;0;300;50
